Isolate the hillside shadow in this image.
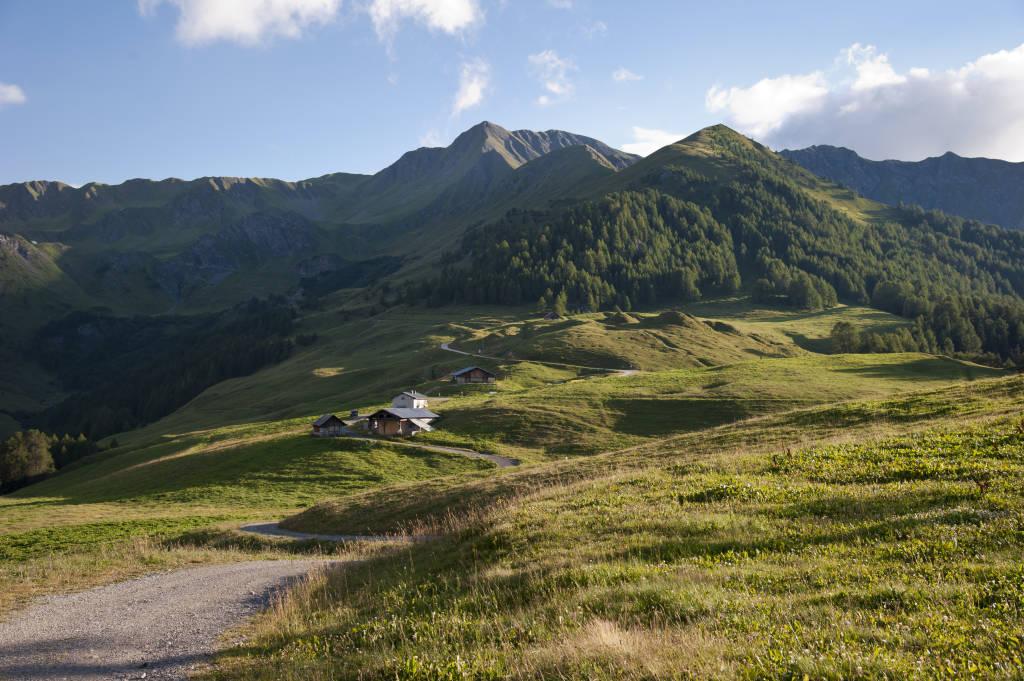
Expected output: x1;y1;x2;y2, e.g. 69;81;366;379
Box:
835;356;997;382
615;490;983;564
607;398;797;437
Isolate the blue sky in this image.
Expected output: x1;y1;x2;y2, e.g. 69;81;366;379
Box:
1;0;1023;186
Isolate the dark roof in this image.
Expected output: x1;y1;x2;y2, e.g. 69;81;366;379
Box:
451;365;496;377
399;390;429;399
313;414;342;427
370;407;440;420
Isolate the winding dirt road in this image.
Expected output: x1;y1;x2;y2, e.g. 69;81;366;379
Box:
440;341;639;376
0;560;331;681
347;435;519;468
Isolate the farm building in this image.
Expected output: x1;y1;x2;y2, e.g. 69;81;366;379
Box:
367;407;439;436
450;366;497;384
311;414;345;437
392;390;429;409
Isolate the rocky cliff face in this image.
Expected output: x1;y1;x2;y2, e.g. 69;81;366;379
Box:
781;146;1024;230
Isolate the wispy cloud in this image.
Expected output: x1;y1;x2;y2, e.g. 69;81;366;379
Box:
138;0;341;46
369;0;482;43
611;67;642;82
621;126;682;156
707;42;1024;161
420;128;444;146
528;49;575;106
140;0;482;48
0;82;27;108
580;20;606;38
452;57;490;116
546;0;573;8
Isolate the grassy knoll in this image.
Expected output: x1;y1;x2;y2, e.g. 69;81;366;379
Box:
121;300;906;439
418;353;1001;457
679;298;912;353
206;375;1024;680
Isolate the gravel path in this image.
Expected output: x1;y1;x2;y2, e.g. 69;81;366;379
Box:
346;435;519;468
440;341;639;376
0;559;331;681
238;522;435;543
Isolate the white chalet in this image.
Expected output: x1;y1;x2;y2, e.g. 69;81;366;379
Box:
391;390;429;409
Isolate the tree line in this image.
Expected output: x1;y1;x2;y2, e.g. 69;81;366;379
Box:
0;430;103;493
411;156;1024;365
29;297;297;439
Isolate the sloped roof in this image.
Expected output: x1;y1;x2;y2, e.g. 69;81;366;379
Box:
313;414;341;426
371;407;440;420
409;418;435;432
399;390;429;399
451;366;495;377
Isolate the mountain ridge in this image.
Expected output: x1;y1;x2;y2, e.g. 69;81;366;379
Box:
781;144;1024;229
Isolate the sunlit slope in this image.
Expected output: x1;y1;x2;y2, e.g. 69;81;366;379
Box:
426;352;1001;456
114;300;914;440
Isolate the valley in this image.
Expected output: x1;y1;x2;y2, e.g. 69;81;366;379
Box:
2;121;1024;680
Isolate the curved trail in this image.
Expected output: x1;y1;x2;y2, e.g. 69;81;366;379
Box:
346;435;518;468
0;560;331;681
239;522;434;543
440;341;639;376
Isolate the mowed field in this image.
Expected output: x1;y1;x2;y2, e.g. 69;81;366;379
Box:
0;299;1009;640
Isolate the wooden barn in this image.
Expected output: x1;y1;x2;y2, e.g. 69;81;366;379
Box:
311;414;345;437
367;407;440;437
450;366;497;385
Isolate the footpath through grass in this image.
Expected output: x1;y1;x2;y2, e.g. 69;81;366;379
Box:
0;426;492;615
205;374;1024;680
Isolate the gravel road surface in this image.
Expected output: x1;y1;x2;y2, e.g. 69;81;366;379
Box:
0;559;331;681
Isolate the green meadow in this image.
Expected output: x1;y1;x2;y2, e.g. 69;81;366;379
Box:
0;298;1017;678
207;375;1024;680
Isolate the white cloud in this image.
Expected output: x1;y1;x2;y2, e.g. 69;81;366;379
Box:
706;72;829;138
621;126;683;156
611;67;642;82
706;42;1024;161
452;57;490;115
141;0;481;47
368;0;481;41
139;0;340;46
0;82;26;108
528;49;575;106
842;43;906;91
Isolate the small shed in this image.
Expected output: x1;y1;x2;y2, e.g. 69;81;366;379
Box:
367;407;440;437
450;366;497;385
311;414;344;437
392;390;429;409
543;311;561;320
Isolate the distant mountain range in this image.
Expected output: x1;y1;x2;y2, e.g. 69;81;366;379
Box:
780;145;1024;230
7;120;1024;436
0;122;640;332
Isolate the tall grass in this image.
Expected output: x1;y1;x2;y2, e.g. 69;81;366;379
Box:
204;378;1024;680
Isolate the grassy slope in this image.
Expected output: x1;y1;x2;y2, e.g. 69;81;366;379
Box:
2;302;992;536
0;301;1005;633
210;374;1024;680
